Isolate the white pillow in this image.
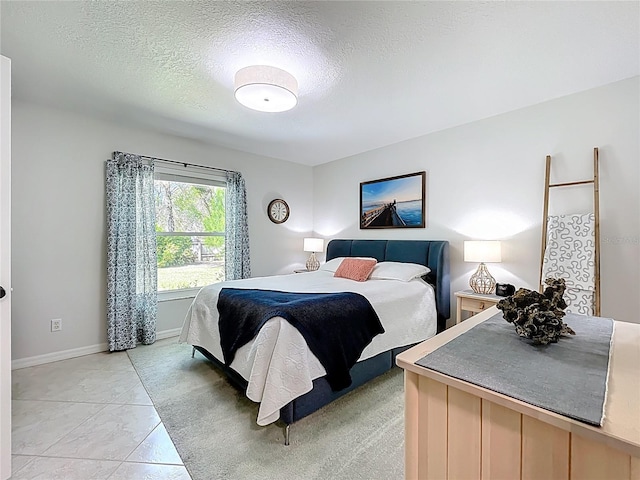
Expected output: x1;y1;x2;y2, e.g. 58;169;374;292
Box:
319;257;345;272
319;257;378;273
370;261;431;282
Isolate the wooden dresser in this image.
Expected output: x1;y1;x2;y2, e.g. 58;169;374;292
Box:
396;307;640;480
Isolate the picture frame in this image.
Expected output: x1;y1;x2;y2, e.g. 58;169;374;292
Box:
360;171;426;229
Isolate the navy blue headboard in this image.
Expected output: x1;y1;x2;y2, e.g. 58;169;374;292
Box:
326;239;450;333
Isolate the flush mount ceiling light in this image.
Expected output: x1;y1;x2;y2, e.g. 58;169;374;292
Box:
234;65;298;113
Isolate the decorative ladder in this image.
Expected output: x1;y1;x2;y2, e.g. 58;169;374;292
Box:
539;147;601;316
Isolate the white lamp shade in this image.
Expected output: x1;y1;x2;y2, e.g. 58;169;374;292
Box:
464;240;502;263
234;65;298;113
303;237;324;253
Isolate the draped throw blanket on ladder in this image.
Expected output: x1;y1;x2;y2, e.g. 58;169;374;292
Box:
106;152;157;351
542;213;596;315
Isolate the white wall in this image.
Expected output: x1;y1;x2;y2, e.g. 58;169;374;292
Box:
11;102;314;362
314;77;640;325
11;77;639;363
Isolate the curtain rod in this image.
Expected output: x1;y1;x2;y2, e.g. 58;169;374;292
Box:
136;153;238;175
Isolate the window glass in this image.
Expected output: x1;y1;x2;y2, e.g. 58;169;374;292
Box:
154;174;225;292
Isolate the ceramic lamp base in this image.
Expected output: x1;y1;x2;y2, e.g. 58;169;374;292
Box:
306;252;320;271
469;263;496;294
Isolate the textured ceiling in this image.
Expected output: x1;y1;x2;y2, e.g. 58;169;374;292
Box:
1;1;638;166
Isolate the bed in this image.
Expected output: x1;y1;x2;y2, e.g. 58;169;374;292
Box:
178;239;450;443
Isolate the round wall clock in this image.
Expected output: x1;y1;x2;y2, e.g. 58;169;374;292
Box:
267;198;290;224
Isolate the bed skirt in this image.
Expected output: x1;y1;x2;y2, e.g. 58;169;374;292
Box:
194;344;412;425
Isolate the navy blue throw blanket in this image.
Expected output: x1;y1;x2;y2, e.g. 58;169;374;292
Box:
217;288;385;391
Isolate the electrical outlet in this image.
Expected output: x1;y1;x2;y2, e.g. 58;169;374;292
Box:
51;318;62;332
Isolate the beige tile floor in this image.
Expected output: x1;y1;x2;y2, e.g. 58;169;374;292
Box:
10;343;191;480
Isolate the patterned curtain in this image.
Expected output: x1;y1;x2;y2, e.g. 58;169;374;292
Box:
106;152;157;351
225;171;251;280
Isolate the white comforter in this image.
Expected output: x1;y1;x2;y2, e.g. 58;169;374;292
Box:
178;270;437;425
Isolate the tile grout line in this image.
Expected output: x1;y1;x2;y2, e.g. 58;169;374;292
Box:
124;348;186;466
127;341;193;479
11;343;189;478
125;343;189;470
37;401;162;462
16;452;183;466
9;454;37;477
35;402;111;458
123;349;163;462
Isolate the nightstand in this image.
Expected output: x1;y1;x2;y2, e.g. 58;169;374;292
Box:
455;289;502;324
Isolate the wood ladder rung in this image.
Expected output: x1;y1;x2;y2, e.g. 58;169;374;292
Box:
549;179;594;188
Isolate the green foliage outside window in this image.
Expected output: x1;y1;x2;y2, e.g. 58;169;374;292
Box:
155;177;226;290
155;229;195;268
157;183;224;233
203;188;225;249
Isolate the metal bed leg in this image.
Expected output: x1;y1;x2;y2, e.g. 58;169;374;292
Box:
284;424;290;446
191;347;195;358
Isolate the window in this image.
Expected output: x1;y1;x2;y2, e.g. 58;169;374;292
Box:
154;169;226;294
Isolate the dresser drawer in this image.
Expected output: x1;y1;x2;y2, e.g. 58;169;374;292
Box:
459;296;496;313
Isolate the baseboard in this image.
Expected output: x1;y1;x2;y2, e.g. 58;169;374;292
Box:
12;342;109;370
156;328;182;340
11;328;182;370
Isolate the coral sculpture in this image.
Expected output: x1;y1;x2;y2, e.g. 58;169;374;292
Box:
496;278;575;345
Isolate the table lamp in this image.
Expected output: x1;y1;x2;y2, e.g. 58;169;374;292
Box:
464;240;502;294
303;238;324;271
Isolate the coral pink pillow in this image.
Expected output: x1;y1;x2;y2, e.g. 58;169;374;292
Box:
334;258;377;282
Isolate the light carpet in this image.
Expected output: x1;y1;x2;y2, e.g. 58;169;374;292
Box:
128;338;404;480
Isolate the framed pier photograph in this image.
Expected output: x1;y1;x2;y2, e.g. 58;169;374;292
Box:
360;171;426;229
